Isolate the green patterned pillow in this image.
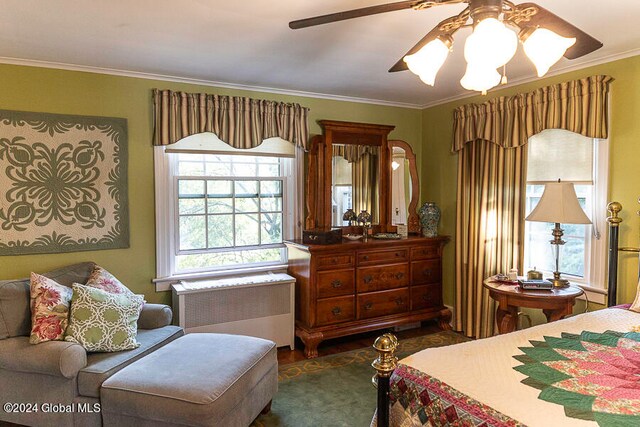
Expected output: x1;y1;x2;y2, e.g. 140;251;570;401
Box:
65;283;144;352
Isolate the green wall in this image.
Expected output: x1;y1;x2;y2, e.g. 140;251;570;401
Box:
421;54;640;310
0;63;422;305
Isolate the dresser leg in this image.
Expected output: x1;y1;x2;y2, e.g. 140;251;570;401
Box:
437;308;453;330
298;330;324;359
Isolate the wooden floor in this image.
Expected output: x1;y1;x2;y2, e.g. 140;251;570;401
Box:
277;320;444;365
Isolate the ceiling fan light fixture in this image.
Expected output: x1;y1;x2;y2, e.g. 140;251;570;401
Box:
403;36;452;86
460;63;502;92
464;18;518;69
521;27;576;77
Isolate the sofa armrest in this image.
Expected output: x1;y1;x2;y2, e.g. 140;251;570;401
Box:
0;337;86;379
137;304;173;329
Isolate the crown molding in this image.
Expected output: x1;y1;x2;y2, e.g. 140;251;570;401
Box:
419;48;640;109
1;48;638;112
0;56;423;110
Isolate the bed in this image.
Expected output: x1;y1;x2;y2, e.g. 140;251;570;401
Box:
372;201;640;427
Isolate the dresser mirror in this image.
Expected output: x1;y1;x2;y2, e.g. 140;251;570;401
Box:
305;120;421;234
389;140;420;233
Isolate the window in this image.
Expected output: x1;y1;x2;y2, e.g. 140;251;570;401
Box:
154;134;301;284
174;154;286;272
523;129;609;291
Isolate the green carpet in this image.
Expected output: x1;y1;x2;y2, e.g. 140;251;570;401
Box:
252;330;470;427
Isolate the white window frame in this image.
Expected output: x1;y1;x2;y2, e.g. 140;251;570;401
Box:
153;147;295;291
523;137;609;304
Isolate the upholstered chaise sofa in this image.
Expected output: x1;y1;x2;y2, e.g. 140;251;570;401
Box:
0;262;184;427
0;262;278;427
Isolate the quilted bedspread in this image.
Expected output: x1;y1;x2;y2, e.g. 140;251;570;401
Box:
386;308;640;427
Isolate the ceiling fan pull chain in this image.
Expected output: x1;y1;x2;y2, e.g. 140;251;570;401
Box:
501;65;508;85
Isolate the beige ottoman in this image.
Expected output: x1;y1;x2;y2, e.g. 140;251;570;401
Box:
100;333;277;427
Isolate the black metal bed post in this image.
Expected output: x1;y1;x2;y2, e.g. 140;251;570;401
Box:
372;333;398;427
606;202;622;307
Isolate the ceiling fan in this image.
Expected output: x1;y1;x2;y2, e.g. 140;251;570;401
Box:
289;0;603;92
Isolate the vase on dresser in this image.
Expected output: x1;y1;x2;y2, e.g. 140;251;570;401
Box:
418;202;440;238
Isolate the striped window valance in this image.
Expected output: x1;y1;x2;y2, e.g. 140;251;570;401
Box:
152;89;310;150
452;75;614;152
332;144;379;163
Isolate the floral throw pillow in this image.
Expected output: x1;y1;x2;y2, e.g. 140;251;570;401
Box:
29;273;73;344
85;265;134;296
65;283;144;352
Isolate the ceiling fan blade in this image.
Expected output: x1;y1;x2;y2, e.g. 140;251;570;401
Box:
289;1;421;29
516;3;603;59
388;25;449;72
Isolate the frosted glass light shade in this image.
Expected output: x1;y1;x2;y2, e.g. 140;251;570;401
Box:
404;38;450;86
464;18;518;69
460;63;501;92
525;182;591;224
523;28;576;77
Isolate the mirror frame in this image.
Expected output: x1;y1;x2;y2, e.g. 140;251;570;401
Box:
305;120;420;234
389;139;421;234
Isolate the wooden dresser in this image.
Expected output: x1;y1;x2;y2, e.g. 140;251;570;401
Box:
285;236;451;358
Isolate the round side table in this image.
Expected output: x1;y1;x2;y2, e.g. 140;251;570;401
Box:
483;278;584;334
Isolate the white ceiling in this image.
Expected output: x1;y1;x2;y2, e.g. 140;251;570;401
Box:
2;0;639;107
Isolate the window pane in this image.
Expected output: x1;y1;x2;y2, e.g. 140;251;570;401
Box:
205;161;231;177
232;162;257;176
261;213;282;244
175;248;282;271
207;215;233;248
562;237;585;277
235;180;258;196
179;216;206;250
207;180;232;197
260;196;282;212
235;197;259;213
179;199;205;215
178;180;205;198
260;180;282;197
207;198;233;214
235;214;259;246
258;163;280;177
178;161;205;176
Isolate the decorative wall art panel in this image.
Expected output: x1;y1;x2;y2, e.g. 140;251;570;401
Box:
0;110;128;255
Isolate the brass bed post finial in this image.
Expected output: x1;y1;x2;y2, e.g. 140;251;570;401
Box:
607;202;623;227
372;333;399;427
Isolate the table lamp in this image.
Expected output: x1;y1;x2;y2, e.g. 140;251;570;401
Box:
524;180;591;287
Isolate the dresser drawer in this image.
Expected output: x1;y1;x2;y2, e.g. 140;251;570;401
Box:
358;249;409;266
357;288;409;320
411;284;442;311
316;253;354;270
317;269;354;298
411;245;440;261
356;264;408;293
411;259;441;285
316;296;355;326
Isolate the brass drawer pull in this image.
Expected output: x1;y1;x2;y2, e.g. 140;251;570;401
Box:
364;303;373;311
395;252;401;257
331;257;338;264
423;269;433;277
363;275;373;284
395;298;404;306
363;255;369;261
331;307;342;316
395;272;404;280
422;294;430;301
331;280;343;288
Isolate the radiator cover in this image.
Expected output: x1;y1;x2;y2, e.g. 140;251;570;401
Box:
171;273;295;349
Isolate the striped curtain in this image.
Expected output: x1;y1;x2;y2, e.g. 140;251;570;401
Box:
453;75;612;338
152;89;310;149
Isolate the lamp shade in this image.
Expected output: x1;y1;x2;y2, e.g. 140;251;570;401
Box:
525;181;591;224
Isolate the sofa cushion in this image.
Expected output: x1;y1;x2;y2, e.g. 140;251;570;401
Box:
86;265;136;296
100;333;277;426
0;336;86;378
78;325;183;398
137;303;173;330
0;262;95;340
29;273;74;344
